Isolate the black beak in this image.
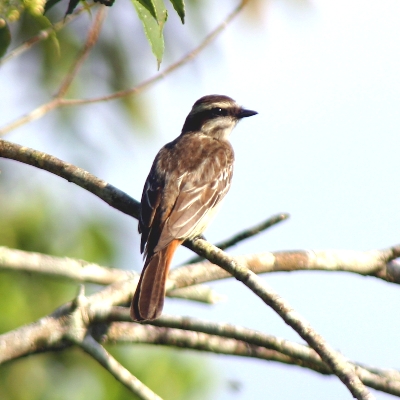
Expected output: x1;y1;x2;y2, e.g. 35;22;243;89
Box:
237;108;258;119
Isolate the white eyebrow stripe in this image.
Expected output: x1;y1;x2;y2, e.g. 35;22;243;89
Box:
194;101;238;112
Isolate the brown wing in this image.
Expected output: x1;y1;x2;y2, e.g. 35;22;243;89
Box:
139;170;163;256
154;144;233;252
140;134;234;256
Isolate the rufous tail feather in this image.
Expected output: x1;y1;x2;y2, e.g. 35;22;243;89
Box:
130;239;182;321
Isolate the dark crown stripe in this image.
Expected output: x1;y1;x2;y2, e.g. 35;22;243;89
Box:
193;94;235;108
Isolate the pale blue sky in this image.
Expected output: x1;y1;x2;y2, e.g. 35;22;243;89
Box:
1;0;400;399
139;2;400;398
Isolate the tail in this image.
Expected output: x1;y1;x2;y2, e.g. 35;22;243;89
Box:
130;239;182;321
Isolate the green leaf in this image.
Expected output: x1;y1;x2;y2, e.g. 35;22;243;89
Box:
137;0;157;20
132;0;166;68
34;14;61;58
169;0;185;23
143;0;168;27
153;0;168;29
0;22;11;58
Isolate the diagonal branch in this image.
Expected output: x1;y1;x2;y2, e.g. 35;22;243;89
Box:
150;314;400;394
1;139;395;398
0;246;219;304
0;7;107;136
185;212;289;264
58;0;248;106
56;6;107;98
211;212;290;251
186;237;374;400
0;138;140;218
170;246;400;287
0;1;248;136
1;284;399;397
106;309;326;368
0;6;93;66
98;321;400;397
0;246;132;284
99;321;329;371
0;278;136;364
79;335;162;400
2;244;400;308
1;137;398;288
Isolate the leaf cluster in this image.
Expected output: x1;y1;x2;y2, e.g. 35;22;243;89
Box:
51;0;185;66
1;0;185;65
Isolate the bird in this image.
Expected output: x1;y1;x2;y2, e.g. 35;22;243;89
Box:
130;94;257;321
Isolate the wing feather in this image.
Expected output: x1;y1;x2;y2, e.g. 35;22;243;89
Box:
155;149;233;251
140;134;234;256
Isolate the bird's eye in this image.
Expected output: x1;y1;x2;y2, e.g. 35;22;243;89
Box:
212;108;228;117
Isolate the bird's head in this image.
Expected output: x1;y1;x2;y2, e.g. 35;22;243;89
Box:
181;95;257;140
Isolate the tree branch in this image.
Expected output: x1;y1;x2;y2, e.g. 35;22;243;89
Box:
0;278;134;364
58;0;248;106
1;289;399;397
0;7;107;136
0;246;131;284
0;138;140;218
2;138;397;286
170;246;400;288
0;6;93;67
0;246;218;304
98;321;328;371
93;319;400;398
56;6;107;98
2;139;397;398
106;309;326;368
2;243;399;309
212;212;290;251
185;212;290;264
0;285;223;400
0;1;248;136
186;238;374;400
79;335;162;400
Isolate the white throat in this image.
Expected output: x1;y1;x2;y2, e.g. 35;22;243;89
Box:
201;117;238;140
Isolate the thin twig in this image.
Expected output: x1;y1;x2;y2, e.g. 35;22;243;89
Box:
1;288;399;397
0;1;247;136
0;7;106;136
107;308;326;367
1;138;399;287
151;314;321;361
169;246;400;288
0;246;131;284
97;320;400;397
0;246;218;304
0;134;390;397
165;284;223;304
60;0;247;105
101;321;329;372
56;6;106;98
185;212;290;264
2;243;400;303
151;315;400;395
0;6;92;66
186;238;374;400
215;213;290;250
79;335;162;400
0;101;61;135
